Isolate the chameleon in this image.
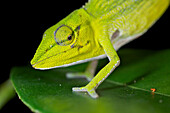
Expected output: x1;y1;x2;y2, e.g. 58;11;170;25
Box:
31;0;169;98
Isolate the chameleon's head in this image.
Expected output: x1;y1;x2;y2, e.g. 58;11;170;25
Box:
31;9;101;70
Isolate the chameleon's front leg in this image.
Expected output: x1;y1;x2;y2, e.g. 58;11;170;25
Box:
73;33;120;98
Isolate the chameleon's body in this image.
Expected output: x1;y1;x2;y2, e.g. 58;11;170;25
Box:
85;0;169;50
31;0;169;98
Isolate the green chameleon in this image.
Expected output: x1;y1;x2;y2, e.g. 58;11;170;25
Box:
31;0;169;98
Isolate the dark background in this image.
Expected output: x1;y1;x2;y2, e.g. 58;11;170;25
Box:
1;1;169;112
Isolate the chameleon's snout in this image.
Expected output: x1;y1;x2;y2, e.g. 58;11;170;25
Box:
30;58;39;69
31;62;36;68
30;53;45;69
30;58;48;70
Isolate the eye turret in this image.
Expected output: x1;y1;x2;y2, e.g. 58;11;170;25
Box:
54;25;74;46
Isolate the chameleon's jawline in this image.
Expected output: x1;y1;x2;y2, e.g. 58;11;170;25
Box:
32;54;106;70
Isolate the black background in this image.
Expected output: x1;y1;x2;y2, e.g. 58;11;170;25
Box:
1;1;169;112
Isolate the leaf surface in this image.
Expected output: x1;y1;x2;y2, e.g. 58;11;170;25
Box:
11;49;170;113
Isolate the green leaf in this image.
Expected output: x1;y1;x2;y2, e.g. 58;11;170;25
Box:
10;49;170;113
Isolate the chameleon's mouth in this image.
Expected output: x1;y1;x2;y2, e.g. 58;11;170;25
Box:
31;41;91;70
31;47;73;68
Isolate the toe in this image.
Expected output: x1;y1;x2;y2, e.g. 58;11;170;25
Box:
87;89;99;98
72;87;87;92
72;86;99;98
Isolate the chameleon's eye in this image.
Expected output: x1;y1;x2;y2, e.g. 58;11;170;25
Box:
54;25;74;46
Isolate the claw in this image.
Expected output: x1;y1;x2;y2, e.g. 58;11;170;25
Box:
72;86;99;98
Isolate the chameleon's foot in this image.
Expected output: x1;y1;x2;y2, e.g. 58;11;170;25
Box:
72;86;99;98
66;72;93;81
